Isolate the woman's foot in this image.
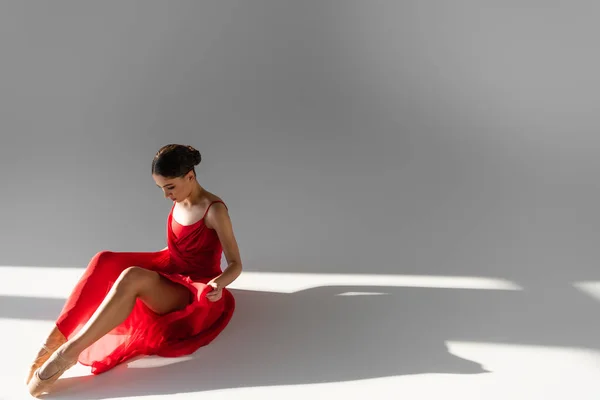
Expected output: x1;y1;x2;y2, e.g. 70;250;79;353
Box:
25;328;67;384
27;343;78;398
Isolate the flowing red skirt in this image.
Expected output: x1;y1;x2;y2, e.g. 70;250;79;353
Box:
55;249;235;374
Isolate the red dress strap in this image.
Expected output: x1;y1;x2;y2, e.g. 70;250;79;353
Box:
202;200;227;220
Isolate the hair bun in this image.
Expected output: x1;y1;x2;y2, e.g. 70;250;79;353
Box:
193;149;201;165
184;145;201;165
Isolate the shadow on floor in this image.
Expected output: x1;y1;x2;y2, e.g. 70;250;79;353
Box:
14;285;488;399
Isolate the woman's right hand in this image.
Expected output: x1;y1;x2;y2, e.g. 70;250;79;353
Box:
206;281;223;302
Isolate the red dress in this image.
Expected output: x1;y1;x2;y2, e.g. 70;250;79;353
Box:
55;200;236;375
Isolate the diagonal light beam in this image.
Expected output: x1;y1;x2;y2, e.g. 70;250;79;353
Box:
0;266;522;299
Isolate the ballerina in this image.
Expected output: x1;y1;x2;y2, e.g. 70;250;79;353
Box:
27;144;241;397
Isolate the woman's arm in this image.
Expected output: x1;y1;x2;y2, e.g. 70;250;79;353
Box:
205;202;243;289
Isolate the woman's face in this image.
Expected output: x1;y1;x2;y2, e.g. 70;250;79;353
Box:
153;171;193;202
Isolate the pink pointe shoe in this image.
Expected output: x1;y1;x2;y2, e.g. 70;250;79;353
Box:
27;349;77;398
26;329;68;384
25;344;53;385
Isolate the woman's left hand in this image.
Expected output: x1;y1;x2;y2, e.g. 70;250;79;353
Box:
206;281;223;302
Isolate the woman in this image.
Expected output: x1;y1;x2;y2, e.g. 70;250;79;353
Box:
27;144;241;397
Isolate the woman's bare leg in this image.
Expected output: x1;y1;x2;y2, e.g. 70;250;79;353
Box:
28;267;190;396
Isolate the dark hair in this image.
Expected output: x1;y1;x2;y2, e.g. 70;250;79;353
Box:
151;144;202;178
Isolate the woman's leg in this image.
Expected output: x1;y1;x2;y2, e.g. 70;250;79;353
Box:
64;267;190;357
28;266;190;397
56;250;169;338
26;250;166;384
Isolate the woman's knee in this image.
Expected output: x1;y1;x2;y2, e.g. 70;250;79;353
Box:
114;266;157;294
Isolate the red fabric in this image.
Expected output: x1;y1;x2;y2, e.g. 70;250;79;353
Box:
55;200;235;374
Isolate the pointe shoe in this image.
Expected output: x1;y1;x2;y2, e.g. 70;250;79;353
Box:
27;350;77;398
25;344;53;385
25;332;67;385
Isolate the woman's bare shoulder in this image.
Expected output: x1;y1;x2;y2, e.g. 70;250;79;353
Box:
203;190;224;204
202;192;228;229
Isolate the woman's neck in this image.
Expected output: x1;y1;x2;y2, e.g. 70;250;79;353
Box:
180;182;205;206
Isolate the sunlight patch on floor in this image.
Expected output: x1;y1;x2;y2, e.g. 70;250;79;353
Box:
0;266;523;299
336;291;390;296
447;340;600;376
573;281;600;302
229;272;523;293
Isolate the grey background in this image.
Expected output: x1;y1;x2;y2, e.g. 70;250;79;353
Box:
2;1;600;395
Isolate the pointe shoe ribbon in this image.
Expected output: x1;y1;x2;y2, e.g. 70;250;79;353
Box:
26;331;68;385
27;350;77;398
25;343;58;385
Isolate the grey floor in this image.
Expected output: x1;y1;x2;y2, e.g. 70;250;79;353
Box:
2;266;599;399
